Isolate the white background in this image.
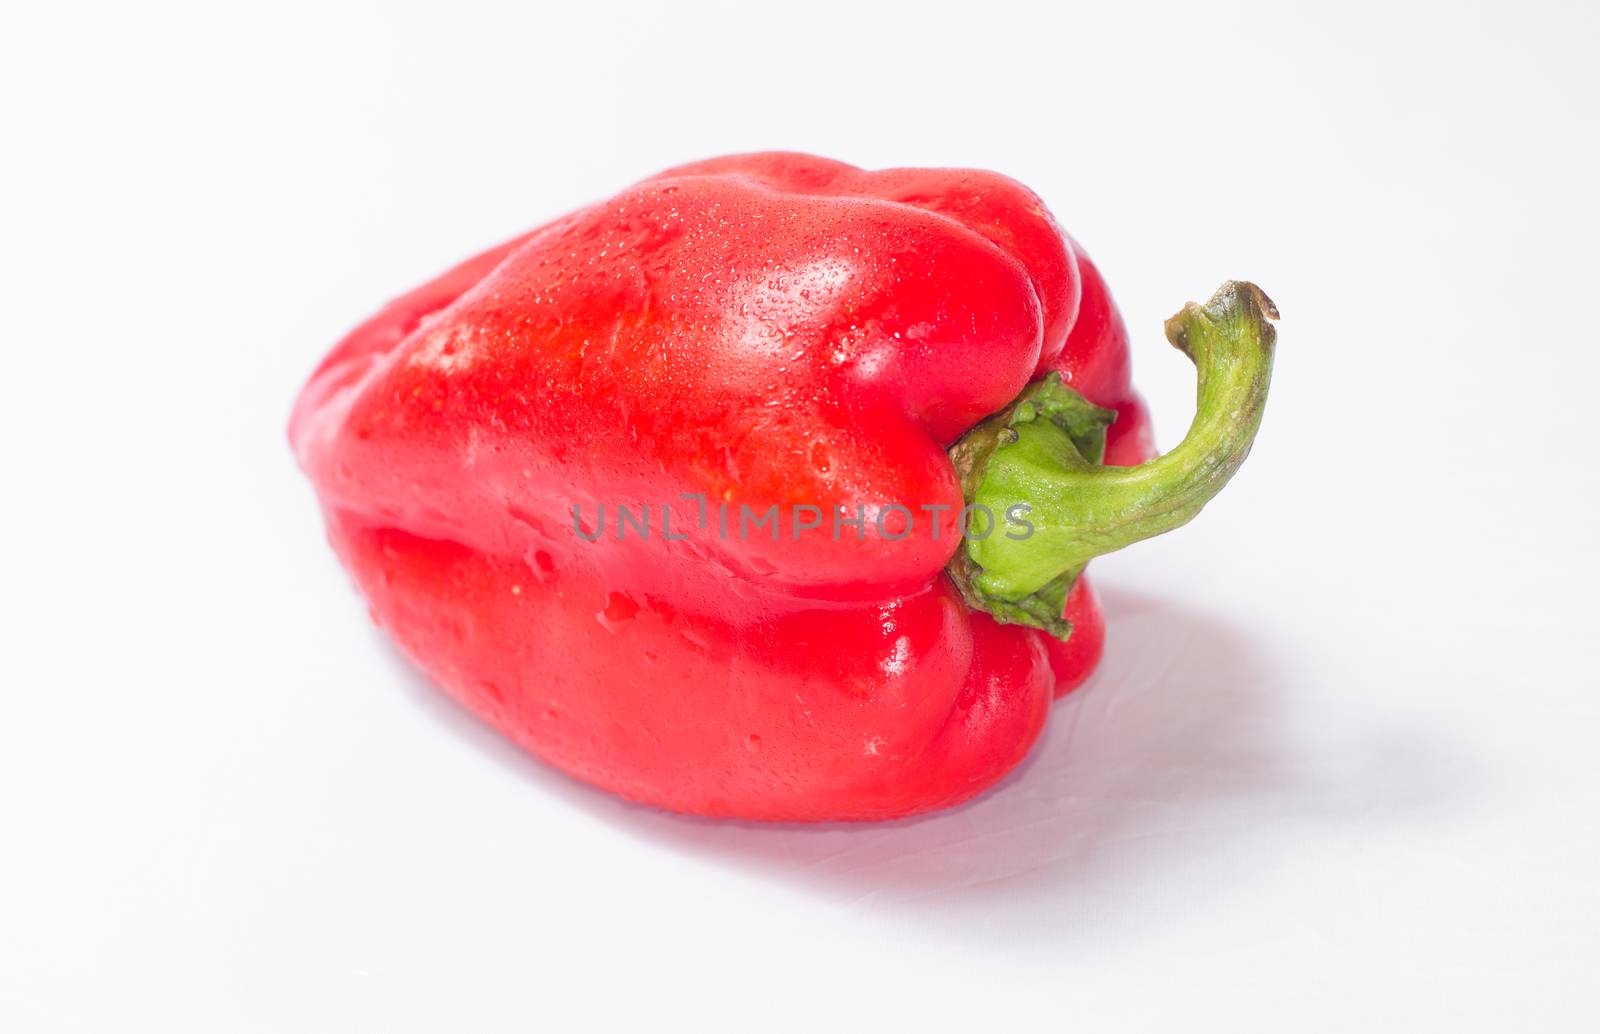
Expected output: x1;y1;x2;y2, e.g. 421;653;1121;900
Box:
4;1;1598;1029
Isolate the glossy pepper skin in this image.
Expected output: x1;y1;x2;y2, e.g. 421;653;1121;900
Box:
292;152;1274;821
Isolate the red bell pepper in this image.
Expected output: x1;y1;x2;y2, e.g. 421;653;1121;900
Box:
291;152;1277;821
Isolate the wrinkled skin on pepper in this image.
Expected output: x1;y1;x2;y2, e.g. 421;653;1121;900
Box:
291;153;1179;821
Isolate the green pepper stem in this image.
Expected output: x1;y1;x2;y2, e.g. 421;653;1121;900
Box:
948;281;1278;638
